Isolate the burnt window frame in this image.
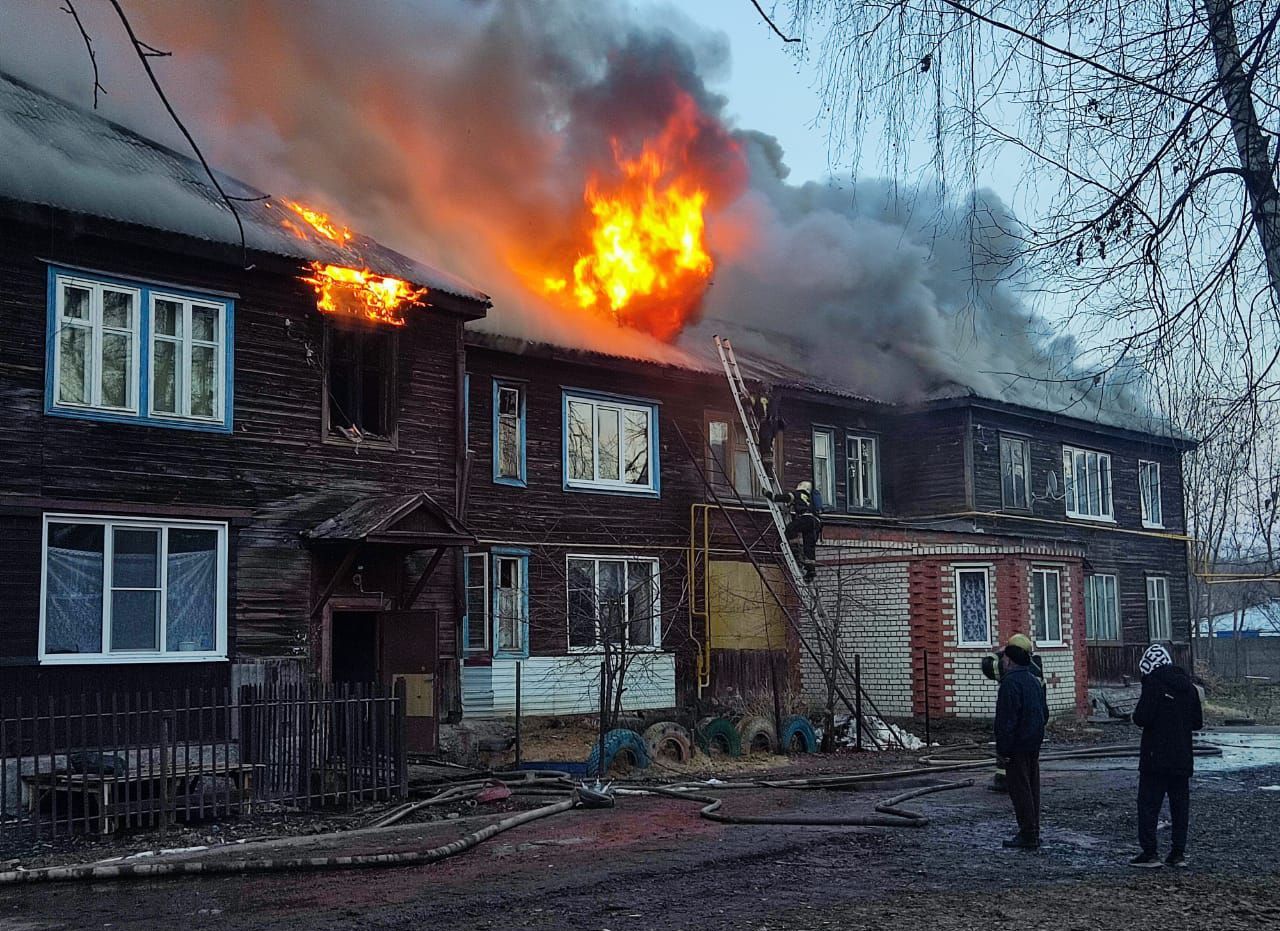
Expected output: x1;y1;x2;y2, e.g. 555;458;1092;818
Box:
322;320;399;448
999;432;1032;511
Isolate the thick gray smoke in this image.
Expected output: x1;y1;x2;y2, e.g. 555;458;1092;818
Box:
0;0;1146;422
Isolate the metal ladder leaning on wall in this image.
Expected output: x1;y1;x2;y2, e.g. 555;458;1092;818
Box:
713;335;838;638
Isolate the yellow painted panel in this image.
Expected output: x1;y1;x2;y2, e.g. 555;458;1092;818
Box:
707;561;787;650
394;673;435;718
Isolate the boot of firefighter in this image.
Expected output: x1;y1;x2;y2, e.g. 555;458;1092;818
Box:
990;758;1008;793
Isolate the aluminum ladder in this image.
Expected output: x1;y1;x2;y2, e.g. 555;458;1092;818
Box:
713;335;835;631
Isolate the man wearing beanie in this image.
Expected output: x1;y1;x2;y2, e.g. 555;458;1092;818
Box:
994;633;1049;849
1130;643;1203;868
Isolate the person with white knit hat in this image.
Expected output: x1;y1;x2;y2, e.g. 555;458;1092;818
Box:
1129;643;1203;868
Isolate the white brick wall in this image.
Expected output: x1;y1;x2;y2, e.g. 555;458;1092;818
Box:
799;559;914;716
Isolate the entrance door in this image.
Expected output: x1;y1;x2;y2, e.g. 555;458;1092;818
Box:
379;610;438;752
331;611;379;685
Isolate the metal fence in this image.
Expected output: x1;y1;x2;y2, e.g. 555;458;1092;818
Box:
0;683;406;844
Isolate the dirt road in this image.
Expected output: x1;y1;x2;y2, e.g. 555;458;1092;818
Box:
3;735;1277;930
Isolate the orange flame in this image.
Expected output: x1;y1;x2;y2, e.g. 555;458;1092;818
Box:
279;199;353;245
302;262;426;325
539;93;727;340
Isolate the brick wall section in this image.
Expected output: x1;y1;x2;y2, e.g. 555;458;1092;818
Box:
805;527;1091;721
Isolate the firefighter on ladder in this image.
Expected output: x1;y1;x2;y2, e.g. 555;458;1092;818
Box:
766;480;822;582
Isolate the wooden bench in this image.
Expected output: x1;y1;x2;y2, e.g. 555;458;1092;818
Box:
23;762;259;835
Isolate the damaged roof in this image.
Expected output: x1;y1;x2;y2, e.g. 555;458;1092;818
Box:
0;71;489;305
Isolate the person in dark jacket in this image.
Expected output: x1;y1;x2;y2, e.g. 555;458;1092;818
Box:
765;480;821;581
751;392;786;480
1129;643;1203;868
994;633;1049;849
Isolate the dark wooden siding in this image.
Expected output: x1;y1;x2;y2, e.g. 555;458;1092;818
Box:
965;407;1191;648
0;208;476;699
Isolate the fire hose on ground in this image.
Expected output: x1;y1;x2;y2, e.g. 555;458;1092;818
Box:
0;741;1218;884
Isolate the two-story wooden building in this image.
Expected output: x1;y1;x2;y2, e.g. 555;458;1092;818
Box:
2;75;1195;753
0;72;489;751
458;338;1195;725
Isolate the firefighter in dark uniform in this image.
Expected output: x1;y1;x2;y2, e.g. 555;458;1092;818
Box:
766;480;822;582
982;633;1047;792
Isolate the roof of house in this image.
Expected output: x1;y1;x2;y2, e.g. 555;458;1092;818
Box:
0;71;489;305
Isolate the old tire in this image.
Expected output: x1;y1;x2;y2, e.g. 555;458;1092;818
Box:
780;715;818;754
643;722;694;764
585;728;651;776
737;714;778;754
695;716;742;757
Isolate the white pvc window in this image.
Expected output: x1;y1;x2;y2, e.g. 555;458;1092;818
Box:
40;514;228;663
812;429;835;508
567;555;660;649
150;294;225;421
1063;446;1114;521
1085;574;1120;642
846;434;879;511
1146;576;1172;641
465;552;489;653
53;276;140;413
1031;568;1063;645
1139;460;1163;528
566;394;656;493
955;567;992;646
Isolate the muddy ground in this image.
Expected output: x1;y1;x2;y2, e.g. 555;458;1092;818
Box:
2;730;1277;931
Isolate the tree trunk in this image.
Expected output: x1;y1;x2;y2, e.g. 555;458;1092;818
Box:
1203;0;1280;308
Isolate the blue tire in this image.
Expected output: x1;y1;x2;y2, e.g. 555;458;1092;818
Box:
585;728;651;776
780;715;818;754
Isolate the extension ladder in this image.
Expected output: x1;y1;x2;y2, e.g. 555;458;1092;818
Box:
713;335;835;632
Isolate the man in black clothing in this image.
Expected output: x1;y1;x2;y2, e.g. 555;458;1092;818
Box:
765;480;821;582
994;634;1049;849
751;392;786;480
1130;643;1203;868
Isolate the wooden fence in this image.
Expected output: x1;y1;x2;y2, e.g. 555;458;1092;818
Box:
0;683;406;846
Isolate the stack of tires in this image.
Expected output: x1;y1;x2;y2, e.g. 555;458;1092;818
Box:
583;712;818;775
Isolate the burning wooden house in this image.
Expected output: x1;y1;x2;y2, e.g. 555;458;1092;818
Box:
0;71;1195;757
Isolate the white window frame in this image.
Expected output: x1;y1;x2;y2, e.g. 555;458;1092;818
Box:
566;554;662;652
812;428;835;508
1000;434;1031;509
1030;567;1063;646
1085;573;1121;642
564;393;658;494
52;276;141;414
1146;576;1172;642
1139;460;1164;528
464;552;490;654
954;566;993;647
1062;445;1114;522
846;434;880;512
148;292;227;423
38;513;229;664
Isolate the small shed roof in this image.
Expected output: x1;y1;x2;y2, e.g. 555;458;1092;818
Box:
304;493;474;548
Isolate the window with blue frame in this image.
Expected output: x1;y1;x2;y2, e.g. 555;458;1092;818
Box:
492;551;528;657
47;269;233;432
464;552;489;654
563;391;659;495
493;379;526;486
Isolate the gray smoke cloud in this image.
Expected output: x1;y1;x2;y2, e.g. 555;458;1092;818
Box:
0;0;1148;423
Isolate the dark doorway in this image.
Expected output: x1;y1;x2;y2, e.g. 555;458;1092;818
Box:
331;611;379;685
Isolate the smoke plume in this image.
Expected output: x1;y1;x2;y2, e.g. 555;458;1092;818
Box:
0;0;1146;421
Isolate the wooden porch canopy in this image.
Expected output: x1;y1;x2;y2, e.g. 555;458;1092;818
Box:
303;492;476;615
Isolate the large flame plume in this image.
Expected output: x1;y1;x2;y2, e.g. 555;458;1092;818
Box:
541;94;723;340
